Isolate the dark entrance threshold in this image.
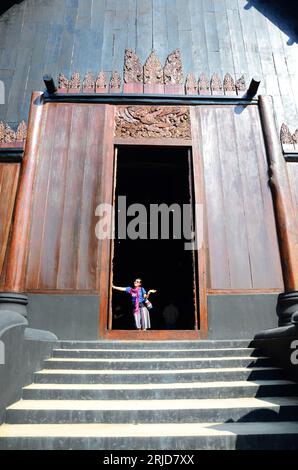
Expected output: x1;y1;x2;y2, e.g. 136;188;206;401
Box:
109;145;199;338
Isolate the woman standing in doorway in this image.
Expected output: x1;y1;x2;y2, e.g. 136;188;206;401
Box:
112;278;157;330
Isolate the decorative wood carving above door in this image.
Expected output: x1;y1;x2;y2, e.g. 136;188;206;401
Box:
115;106;191;139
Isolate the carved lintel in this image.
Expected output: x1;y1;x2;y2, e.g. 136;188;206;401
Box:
280;123;293;145
144;51;163;84
236;75;246;94
210;73;223;95
164;49;184;85
0;121;5;143
110;71;121;93
0;121;16;143
95;71;107;93
198;73;210;95
83;72;95;92
185;73;198;95
16;120;27;142
69;72;81;92
58;73;69;91
124;49;143;83
223;73;236;95
115;106;191;139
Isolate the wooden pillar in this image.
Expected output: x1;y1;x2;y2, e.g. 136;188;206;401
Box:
259;95;298;325
3;92;44;307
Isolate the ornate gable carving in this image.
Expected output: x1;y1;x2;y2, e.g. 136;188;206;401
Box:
115;106;191;139
198;73;210;93
236;75;246;93
16;120;27;142
185;73;198;94
58;73;69;90
144;51;163;84
223;73;236;92
164;49;184;85
95;71;107;90
280;123;293;144
69;72;81;90
124;49;143;83
210;73;223;93
83;72;95;91
110;71;121;91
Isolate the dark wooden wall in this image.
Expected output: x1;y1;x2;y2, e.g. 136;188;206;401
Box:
0;0;297;130
193;104;284;290
25;102;114;292
0;163;20;276
287;162;298;225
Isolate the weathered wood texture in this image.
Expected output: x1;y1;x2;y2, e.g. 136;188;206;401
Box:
194;104;284;290
0;163;20;277
0;0;297;128
25;103;114;293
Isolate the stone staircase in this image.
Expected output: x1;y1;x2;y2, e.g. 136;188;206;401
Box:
1;340;298;450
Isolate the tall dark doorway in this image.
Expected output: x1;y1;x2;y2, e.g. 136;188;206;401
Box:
111;146;199;331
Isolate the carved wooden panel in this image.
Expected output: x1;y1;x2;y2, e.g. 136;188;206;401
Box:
0;121;27;144
280;123;298;152
115;106;191;139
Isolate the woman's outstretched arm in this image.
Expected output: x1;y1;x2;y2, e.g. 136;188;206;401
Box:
112;285;127;292
144;289;157;299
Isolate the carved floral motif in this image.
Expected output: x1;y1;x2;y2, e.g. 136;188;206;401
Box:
0;121;26;143
223;73;236;92
83;72;95;91
280;123;293;144
115;106;191;139
236;75;246;93
198;73;210;93
95;71;107;90
164;49;184;85
144;51;163;84
210;73;223;93
293;128;298;144
185;73;198;94
124;49;143;83
69;72;81;90
110;71;121;91
16;120;27;141
58;73;69;90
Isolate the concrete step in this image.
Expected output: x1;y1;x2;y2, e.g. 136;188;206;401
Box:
60;340;253;350
33;366;285;384
6;397;298;424
52;347;261;359
0;421;298;450
22;380;298;401
43;356;273;370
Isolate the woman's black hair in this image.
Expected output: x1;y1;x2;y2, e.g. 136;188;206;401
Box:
134;277;142;283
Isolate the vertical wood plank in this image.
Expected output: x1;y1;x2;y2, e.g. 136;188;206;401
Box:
0;164;20;275
56;105;89;289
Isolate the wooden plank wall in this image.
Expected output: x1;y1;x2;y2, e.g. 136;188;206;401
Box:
0;0;297;129
287;163;298;228
25;102;114;293
0;163;20;284
193;104;284;290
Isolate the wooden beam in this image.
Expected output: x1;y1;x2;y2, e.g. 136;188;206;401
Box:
4;92;44;293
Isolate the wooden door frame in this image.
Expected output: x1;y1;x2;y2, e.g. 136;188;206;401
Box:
99;136;208;340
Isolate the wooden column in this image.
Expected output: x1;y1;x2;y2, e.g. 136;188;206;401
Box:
259;95;298;325
4;92;44;294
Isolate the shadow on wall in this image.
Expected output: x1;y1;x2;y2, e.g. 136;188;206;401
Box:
245;0;298;45
0;1;23;16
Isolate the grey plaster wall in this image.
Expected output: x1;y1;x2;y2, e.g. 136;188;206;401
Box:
207;293;280;339
27;294;100;340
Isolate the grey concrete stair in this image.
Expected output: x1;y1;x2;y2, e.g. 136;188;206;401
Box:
0;339;298;449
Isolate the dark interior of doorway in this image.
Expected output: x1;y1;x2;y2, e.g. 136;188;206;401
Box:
111;146;198;330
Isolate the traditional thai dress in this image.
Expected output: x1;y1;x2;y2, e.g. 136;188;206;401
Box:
125;286;151;330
